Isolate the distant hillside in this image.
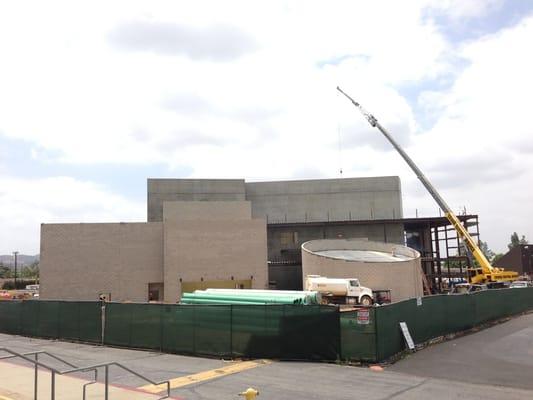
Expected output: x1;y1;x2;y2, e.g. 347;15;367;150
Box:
0;254;39;267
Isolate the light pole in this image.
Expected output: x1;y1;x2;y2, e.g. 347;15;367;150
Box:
12;251;18;289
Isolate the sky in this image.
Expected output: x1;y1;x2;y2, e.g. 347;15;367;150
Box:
0;0;532;255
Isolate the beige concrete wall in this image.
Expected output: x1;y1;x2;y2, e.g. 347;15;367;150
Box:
40;223;163;301
148;179;246;222
163;202;267;302
302;239;423;302
40;202;266;303
246;176;403;223
163;201;252;222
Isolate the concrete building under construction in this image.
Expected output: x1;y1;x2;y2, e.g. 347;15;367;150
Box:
40;176;404;301
148;177;405;291
40;176;480;301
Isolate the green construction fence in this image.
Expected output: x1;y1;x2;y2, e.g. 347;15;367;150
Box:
0;302;340;361
104;303;340;360
1;288;533;362
0;300;102;343
340;287;533;362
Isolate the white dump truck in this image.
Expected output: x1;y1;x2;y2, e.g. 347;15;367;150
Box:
305;275;374;306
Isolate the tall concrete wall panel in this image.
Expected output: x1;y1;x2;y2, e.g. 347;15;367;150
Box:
148;179;246;221
163;201;252;222
245;176;402;223
40;223;163;302
267;223;404;260
163;219;268;302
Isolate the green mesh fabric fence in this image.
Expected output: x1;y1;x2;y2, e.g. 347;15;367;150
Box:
373;288;533;361
0;300;102;343
340;308;377;362
2;289;533;363
103;303;340;360
161;305;195;355
0;301;22;334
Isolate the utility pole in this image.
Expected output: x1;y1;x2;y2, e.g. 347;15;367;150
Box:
13;251;18;289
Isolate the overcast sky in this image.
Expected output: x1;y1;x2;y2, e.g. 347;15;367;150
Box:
1;0;532;255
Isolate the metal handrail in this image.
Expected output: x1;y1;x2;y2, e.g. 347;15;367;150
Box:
0;347;171;399
0;350;78;367
61;362;171;399
0;350;97;399
83;368;99;400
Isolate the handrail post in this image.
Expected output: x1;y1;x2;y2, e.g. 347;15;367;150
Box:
105;364;109;400
34;353;38;400
51;371;55;400
83;369;98;400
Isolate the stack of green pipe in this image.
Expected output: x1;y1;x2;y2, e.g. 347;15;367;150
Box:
180;289;320;305
204;289;322;305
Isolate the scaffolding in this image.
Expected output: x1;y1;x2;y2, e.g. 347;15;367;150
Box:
404;215;480;293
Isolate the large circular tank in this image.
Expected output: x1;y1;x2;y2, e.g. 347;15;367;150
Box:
302;239;423;302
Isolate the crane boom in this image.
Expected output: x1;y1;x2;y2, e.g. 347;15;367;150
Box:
337;86;517;284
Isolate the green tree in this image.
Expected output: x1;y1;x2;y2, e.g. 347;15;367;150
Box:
0;263;11;278
479;240;495;262
20;262;39;279
508;232;528;250
492;253;504;265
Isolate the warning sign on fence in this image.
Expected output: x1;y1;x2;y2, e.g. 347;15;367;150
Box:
357;309;370;325
399;321;415;351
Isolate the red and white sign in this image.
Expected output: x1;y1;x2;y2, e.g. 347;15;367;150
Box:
357;309;370;325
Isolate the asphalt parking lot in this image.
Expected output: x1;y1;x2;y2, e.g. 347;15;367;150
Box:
1;313;533;399
390;311;533;391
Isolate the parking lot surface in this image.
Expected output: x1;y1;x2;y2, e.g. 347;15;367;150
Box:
390;311;533;391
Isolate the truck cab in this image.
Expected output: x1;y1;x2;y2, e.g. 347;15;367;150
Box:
347;279;364;297
306;276;374;306
346;279;374;305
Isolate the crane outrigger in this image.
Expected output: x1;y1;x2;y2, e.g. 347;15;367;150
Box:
337;86;518;285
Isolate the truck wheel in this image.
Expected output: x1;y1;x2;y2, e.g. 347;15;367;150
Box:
360;295;373;306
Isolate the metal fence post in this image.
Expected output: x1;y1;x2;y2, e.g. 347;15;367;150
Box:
56;300;61;339
230;305;233;358
159;303;163;353
192;305;196;355
101;302;106;346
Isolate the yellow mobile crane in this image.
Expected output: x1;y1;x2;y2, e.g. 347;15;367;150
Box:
337;86;518;285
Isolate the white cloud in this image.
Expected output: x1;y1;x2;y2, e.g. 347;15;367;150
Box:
0;1;531;254
0;1;448;168
0;176;144;254
108;20;258;60
404;15;533;252
425;0;504;20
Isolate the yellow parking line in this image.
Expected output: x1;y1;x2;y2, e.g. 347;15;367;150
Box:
139;360;271;393
0;396;14;400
